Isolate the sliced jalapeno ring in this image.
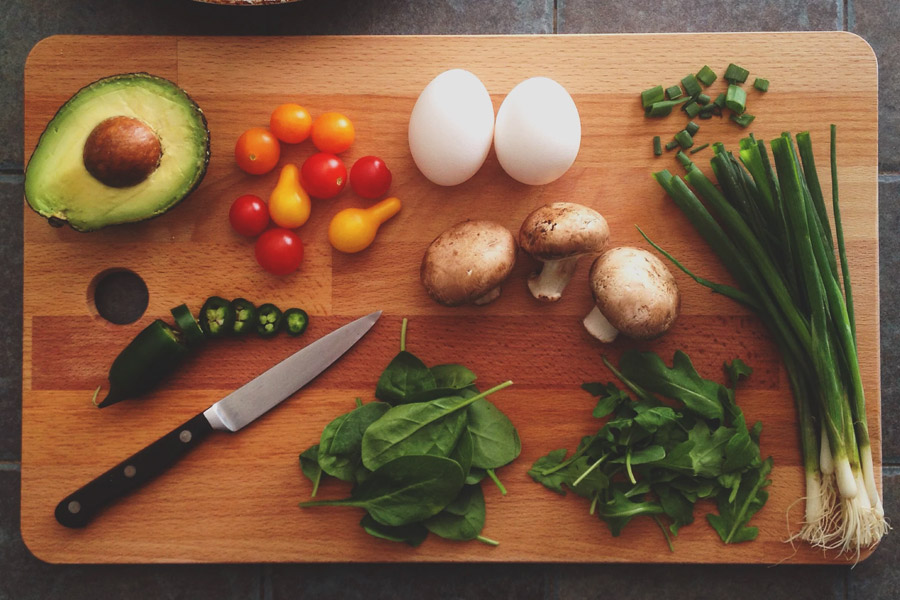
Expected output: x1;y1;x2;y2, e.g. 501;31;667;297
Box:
230;298;257;335
256;303;283;338
170;303;205;346
199;295;236;337
283;308;309;336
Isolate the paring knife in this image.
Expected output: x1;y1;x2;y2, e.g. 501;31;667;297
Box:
55;310;382;528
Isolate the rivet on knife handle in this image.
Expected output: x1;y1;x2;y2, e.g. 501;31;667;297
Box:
54;413;214;528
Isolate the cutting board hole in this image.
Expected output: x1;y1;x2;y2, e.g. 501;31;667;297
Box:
89;269;149;325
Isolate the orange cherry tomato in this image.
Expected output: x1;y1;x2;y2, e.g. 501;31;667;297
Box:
310;112;355;154
270;103;312;144
235;127;281;175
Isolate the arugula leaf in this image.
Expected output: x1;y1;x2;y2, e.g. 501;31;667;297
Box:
582;382;630;418
707;458;773;543
725;358;753;389
527;449;572;495
654;483;695;534
299;445;323;498
620;350;725;422
596;485;665;537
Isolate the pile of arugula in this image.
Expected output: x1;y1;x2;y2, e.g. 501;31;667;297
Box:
299;319;520;547
528;350;773;550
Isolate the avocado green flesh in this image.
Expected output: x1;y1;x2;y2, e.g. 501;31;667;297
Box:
25;74;209;231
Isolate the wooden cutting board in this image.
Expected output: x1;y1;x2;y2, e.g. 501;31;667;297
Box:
21;33;880;564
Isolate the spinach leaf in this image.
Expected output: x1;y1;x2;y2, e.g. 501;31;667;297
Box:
467;398;521;469
620;350;725;422
424;485;487;542
466;467;487;485
300;455;465;527
431;364;477;389
318;401;391;481
360;514;428;547
299;444;323;498
375;351;436;405
361;395;472;471
450;429;474;479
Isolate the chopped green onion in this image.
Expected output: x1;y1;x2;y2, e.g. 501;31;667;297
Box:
725;84;747;114
731;112;756;127
641;85;665;108
697;93;711;105
665;85;683;100
689;143;710;154
699;105;718;119
665;139;679;151
684;101;702;118
645;97;690;117
724;63;750;83
696;65;717;86
714;92;727;108
681;73;702;97
676;150;693;169
699;111;713;120
653;135;663;156
754;78;769;92
685;121;700;136
675;130;693;149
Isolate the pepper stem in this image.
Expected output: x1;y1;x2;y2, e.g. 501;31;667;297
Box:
400;318;408;352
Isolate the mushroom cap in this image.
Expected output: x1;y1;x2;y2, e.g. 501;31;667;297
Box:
518;202;609;261
420;220;517;306
589;246;680;340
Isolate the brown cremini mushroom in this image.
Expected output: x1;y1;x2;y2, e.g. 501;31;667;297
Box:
583;246;680;342
518;202;609;302
420;220;517;306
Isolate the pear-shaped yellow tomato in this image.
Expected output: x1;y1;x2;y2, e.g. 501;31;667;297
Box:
268;164;311;228
328;197;402;253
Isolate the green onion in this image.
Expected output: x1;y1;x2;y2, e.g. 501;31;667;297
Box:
689;143;710;154
666;85;683;100
714;92;727;108
724;63;750;83
685;121;700;136
675;130;693;149
696;65;717;86
645;97;690;117
699;105;718;119
682;73;702;97
676;150;693;169
647;129;887;556
725;84;747;114
697;93;711;105
665;139;679;151
684;101;702;118
753;78;769;92
641;85;665;108
653;135;663;156
731;113;756;127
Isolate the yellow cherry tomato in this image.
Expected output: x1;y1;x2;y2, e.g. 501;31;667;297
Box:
328;197;402;253
268;164;311;228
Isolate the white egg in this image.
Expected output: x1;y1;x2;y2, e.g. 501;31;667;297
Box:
408;69;495;187
494;77;581;186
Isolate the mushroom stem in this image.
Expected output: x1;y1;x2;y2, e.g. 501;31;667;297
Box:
527;256;580;302
473;286;502;306
582;305;619;342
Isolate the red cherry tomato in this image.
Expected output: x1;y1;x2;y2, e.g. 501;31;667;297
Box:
255;228;304;276
349;156;392;199
228;194;270;237
301;153;347;199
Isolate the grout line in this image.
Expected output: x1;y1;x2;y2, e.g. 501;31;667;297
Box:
879;174;900;183
553;0;558;34
0;462;22;471
842;0;848;30
846;0;856;31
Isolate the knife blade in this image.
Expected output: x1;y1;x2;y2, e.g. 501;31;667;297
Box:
55;310;382;528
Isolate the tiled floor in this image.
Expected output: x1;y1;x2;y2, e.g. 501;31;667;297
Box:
2;0;898;598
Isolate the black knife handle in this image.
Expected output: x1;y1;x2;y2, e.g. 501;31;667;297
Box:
55;412;214;528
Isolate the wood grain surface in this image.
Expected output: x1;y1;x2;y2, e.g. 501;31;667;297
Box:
21;33;880;564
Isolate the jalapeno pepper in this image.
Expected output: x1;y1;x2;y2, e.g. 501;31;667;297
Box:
283;308;309;336
199;296;235;337
97;319;190;408
170;303;205;346
256;303;284;337
231;298;257;335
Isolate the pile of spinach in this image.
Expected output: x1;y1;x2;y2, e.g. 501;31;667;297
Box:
528;349;773;550
299;319;520;547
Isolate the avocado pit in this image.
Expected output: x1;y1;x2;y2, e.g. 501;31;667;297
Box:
83;116;162;188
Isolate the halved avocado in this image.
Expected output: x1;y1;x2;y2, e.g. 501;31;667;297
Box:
25;73;210;232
